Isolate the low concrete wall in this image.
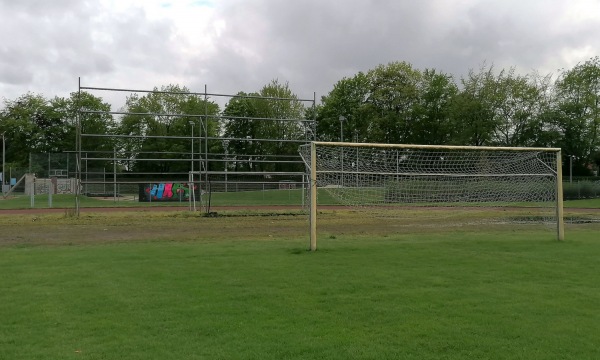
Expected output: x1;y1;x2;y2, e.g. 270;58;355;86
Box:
24;175;79;195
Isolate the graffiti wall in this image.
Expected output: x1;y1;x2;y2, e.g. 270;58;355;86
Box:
139;183;197;202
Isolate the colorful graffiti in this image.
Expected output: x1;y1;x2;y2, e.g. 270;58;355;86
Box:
139;183;197;202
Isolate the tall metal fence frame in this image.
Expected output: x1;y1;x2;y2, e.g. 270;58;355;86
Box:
75;80;316;215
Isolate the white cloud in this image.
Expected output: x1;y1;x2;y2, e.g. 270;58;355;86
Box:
1;0;599;107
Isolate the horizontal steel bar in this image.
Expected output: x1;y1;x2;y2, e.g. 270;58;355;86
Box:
213;114;314;122
190;171;305;176
309;141;561;152
84;171;193;175
82;180;304;185
83;157;194;162
81;133;311;143
81;152;302;159
81;110;208;118
317;170;555;177
83;158;303;165
79;86;315;102
80;110;314;123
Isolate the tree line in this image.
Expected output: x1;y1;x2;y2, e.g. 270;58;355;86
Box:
1;58;600;176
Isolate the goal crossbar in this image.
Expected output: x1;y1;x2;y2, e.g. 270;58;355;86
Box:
318;171;556;177
310;141;562;152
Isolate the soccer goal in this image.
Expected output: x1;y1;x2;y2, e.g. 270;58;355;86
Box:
299;142;564;250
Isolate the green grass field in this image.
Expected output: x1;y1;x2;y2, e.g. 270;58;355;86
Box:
1;208;600;359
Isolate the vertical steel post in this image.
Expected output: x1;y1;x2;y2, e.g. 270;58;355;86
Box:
339;116;345;187
204;84;209;213
113;147;117;203
48;180;53;208
223;140;229;192
75;77;81;216
569;155;573;183
189;121;195;212
189;121;194;174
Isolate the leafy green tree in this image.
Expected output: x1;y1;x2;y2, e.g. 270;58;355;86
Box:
364;62;422;144
116;85;219;175
222;80;306;172
0;94;53;168
221;92;259;171
411;69;458;145
553;57;600;175
318;63;459;146
63;91;116;173
0;91;114;176
449;65;500;146
255;80;306;171
516;73;560;148
317;72;370;142
483;69;555;147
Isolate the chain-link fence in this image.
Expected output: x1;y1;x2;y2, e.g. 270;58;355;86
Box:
3;153;77;195
29;153;77;179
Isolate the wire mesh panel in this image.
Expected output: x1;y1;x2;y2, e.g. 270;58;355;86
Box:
29;153;77;179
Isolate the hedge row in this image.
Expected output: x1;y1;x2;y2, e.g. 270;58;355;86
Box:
563;181;600;200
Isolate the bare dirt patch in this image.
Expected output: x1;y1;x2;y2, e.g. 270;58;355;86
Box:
1;206;599;247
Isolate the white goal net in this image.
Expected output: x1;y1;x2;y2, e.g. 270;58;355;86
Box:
299;142;564;249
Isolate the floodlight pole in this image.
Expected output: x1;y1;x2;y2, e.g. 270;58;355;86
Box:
223;139;229;192
339;116;346;187
189;121;195;211
569;155;574;183
339;115;346;142
189;121;195;174
113;147;117;203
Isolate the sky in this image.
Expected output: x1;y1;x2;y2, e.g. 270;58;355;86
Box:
1;0;600;109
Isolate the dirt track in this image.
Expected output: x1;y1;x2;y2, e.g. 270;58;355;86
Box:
0;205;308;215
1;204;598;247
1;204;599;216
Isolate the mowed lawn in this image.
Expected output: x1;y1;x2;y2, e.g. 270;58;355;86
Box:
1;209;599;360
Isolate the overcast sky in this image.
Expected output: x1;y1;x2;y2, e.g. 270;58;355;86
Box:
1;0;600;108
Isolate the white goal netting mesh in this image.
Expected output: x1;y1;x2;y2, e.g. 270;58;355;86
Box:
299;143;560;225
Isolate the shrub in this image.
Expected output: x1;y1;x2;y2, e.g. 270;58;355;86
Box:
563;180;600;200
